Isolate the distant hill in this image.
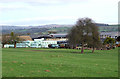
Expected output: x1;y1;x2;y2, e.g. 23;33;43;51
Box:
0;23;110;30
0;24;73;30
1;26;28;30
1;24;119;37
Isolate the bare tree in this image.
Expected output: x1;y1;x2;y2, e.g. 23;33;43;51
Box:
10;32;23;48
68;18;101;53
87;24;102;53
2;35;10;48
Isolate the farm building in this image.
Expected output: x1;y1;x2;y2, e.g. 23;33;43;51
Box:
30;38;57;48
100;32;119;42
100;32;119;39
16;41;34;48
33;32;119;42
2;32;120;48
4;38;57;48
32;33;68;41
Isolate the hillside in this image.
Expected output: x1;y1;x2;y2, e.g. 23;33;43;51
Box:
1;24;119;38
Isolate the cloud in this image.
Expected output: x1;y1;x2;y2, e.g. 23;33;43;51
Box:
0;0;87;3
0;0;88;12
0;0;88;6
0;2;30;12
0;16;78;25
0;0;118;25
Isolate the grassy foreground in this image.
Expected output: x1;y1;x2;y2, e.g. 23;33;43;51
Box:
2;48;118;77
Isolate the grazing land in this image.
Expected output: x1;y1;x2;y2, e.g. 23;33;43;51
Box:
2;48;118;77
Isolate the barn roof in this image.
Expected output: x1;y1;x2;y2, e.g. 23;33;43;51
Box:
0;35;32;41
17;36;33;41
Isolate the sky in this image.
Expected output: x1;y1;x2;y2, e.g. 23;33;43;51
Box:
0;0;119;26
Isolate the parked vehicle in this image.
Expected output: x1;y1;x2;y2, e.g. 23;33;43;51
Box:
59;43;67;48
64;44;76;49
48;44;59;48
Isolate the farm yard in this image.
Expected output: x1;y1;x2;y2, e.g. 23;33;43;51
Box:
0;0;119;78
2;48;118;77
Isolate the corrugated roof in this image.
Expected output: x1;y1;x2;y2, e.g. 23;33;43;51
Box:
100;32;119;36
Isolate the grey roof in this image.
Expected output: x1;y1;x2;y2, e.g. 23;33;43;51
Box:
49;33;67;38
100;32;119;36
33;32;120;39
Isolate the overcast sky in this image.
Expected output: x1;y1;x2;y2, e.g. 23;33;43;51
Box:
0;0;119;26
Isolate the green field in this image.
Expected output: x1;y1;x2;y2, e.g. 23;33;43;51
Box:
2;48;118;77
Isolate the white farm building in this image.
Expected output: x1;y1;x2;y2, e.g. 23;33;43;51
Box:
4;38;57;48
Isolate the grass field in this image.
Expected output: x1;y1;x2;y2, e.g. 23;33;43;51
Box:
2;48;118;77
